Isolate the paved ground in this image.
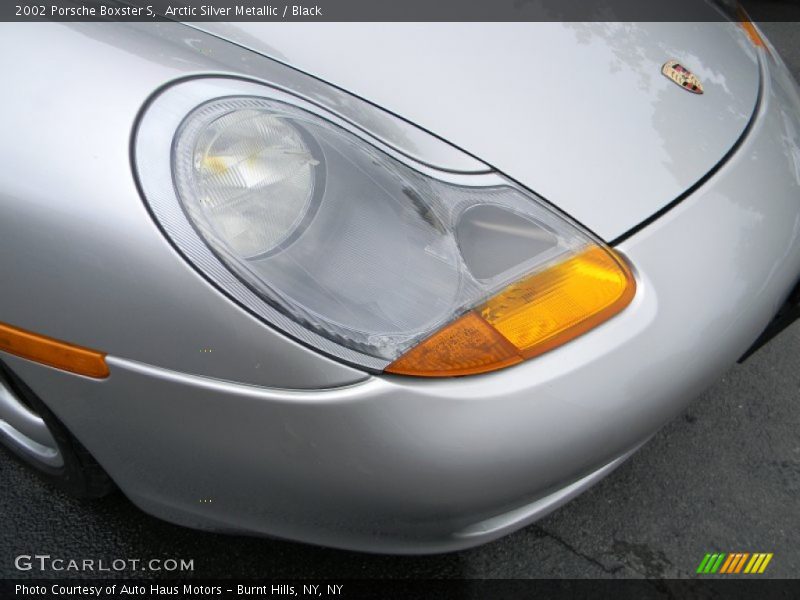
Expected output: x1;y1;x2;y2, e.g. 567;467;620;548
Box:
1;22;799;581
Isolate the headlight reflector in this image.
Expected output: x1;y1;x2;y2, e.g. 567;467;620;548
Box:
176;106;322;259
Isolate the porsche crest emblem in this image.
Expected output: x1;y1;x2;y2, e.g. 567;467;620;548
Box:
662;60;704;94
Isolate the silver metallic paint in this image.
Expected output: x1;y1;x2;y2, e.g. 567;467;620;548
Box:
194;22;761;240
1;21;800;553
0;22;385;389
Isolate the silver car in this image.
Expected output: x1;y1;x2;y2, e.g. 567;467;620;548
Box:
1;14;799;553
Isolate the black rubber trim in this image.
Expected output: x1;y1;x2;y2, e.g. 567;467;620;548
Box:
738;278;800;363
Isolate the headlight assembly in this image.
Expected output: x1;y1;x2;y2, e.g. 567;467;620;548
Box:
136;78;635;376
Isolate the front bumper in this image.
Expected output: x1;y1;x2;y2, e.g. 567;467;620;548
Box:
5;50;800;554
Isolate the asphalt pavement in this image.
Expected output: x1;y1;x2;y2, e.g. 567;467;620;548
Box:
1;21;799;581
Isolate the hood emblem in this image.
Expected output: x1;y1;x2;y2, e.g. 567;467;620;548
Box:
662;60;704;94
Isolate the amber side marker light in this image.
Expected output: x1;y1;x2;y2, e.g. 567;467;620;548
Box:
0;321;109;379
736;5;767;49
386;246;636;377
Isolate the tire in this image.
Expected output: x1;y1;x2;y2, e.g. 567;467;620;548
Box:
0;360;115;498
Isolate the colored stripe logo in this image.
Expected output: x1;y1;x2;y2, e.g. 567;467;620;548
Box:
696;553;773;574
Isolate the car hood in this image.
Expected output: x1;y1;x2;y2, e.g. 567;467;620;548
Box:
191;22;761;241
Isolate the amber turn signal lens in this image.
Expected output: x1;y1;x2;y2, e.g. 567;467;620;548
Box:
479;246;635;360
736;6;766;49
0;321;109;379
384;312;523;377
386;246;635;377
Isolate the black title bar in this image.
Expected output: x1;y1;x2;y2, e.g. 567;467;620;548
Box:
3;0;800;22
3;578;800;600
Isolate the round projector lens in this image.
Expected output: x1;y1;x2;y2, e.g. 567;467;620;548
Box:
177;107;322;259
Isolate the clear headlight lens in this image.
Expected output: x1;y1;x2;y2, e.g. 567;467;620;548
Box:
169;96;635;376
184;108;321;258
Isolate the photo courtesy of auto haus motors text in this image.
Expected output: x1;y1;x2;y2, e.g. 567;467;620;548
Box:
14;584;344;597
0;0;798;598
